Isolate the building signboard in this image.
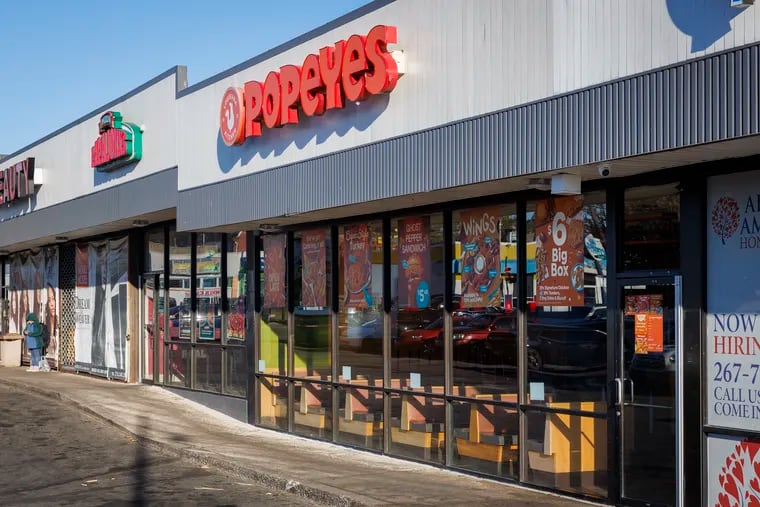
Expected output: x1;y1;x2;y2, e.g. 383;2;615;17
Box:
0;157;35;205
220;25;399;146
91;111;143;172
707;170;760;432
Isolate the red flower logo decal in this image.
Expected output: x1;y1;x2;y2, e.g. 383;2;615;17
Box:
715;439;760;507
712;196;740;245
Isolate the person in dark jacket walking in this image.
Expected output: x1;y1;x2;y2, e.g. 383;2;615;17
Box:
23;313;44;372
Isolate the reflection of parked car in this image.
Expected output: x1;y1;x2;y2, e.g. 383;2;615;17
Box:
396;307;440;335
522;307;607;372
395;315;473;357
453;314;516;362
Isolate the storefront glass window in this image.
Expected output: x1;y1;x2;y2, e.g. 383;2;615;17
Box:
390;213;445;388
144;228;164;273
451;205;518;395
224;347;247;397
168;230;192;342
259;233;288;376
448;204;519;474
192;233;222;393
338;221;383;383
525;192;607;403
195;233;222;342
524;191;608;498
293;229;332;379
167;343;190;388
386;213;446;462
623;184;680;272
194;345;222;393
225;232;247;344
2;262;8;335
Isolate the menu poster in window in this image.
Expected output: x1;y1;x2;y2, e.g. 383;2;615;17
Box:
459;206;501;308
343;223;372;309
262;234;286;309
398;216;431;309
301;229;327;308
625;294;664;355
707;170;760;432
535;196;585;307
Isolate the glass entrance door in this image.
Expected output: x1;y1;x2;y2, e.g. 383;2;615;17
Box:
140;274;161;383
616;277;681;506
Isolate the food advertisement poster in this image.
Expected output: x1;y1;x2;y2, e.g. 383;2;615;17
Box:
343;223;372;309
459;206;501;308
301;229;327;308
398;216;431;309
625;295;664;354
706;170;760;432
535;196;585;307
227;232;247;341
263;234;287;309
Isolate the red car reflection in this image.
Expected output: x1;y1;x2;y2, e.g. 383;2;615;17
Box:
452;314;516;362
395;316;473;358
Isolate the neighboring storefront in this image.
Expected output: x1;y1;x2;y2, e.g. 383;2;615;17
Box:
0;67;185;381
1;1;760;505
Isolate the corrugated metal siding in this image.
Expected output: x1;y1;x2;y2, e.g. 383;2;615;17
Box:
0;168;177;249
179;42;760;231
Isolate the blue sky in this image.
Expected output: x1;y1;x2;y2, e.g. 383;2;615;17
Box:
0;0;373;155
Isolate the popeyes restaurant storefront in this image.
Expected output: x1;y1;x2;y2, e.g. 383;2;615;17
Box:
164;1;760;505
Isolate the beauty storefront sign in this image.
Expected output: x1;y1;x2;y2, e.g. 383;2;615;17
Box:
0;157;35;205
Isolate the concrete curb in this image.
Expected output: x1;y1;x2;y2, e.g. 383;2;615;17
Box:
0;377;362;507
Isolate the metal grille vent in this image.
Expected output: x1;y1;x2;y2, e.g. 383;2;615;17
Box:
59;244;76;370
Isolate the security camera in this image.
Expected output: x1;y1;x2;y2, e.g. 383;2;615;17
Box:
598;164;611;177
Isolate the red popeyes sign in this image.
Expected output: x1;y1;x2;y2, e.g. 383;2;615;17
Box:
220;25;399;146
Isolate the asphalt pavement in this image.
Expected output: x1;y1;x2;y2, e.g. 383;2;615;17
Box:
0;383;316;506
0;367;602;506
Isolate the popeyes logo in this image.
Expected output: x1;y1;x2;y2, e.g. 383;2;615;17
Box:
220;25;399;146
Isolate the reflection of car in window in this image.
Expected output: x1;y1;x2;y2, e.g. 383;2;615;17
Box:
518;306;608;372
395;315;473;359
453;314;517;363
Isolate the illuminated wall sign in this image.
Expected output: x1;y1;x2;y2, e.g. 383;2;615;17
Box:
220;25;399;146
0;157;35;205
91;111;143;172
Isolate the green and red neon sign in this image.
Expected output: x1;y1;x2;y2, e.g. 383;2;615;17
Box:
91;111;143;172
220;25;399;146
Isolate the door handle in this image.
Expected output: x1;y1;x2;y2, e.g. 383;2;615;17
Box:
613;378;623;407
625;377;635;402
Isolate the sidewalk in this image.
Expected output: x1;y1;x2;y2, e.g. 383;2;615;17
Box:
0;367;602;507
